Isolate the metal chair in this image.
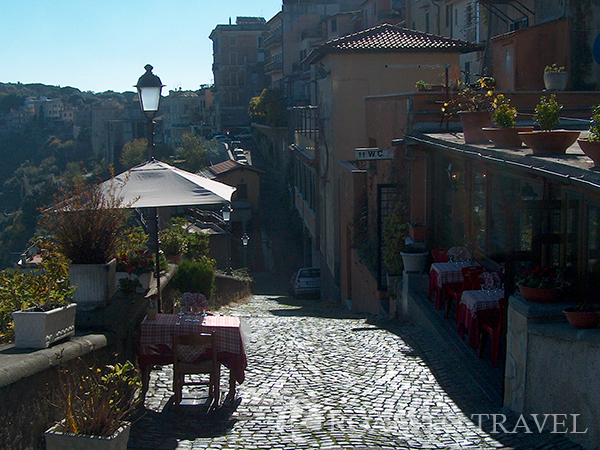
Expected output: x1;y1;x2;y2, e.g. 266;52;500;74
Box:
172;331;220;409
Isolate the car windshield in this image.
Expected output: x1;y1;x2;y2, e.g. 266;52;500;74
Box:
299;268;319;278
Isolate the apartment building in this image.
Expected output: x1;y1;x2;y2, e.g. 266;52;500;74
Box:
209;17;270;133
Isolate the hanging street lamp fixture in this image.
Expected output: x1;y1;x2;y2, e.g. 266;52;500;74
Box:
221;205;233;275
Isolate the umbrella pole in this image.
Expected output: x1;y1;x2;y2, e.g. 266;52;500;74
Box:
153;207;161;311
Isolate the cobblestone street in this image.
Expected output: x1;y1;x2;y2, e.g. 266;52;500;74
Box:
128;291;583;450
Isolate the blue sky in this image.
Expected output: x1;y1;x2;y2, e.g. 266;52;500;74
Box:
1;0;282;93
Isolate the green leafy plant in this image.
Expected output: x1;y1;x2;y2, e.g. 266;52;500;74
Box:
533;94;562;131
170;256;216;301
588;103;600;142
442;77;496;115
159;218;188;256
415;80;431;91
492;94;517;128
0;239;75;343
517;266;566;289
544;63;566;73
40;179;130;264
382;193;409;276
53;360;142;437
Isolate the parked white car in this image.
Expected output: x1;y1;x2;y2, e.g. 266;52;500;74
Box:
289;267;321;298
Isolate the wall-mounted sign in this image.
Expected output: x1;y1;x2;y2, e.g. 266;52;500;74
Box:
355;147;393;161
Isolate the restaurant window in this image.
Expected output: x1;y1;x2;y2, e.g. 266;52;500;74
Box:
565;191;580;271
440;159;467;246
472;169;487;252
489;174;525;255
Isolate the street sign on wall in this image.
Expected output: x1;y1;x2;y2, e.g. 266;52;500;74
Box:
355;147;393;161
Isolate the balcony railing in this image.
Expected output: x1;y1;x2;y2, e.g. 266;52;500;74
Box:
289;106;319;144
264;29;282;48
265;59;283;74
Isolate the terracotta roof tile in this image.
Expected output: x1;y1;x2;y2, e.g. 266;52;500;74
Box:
305;24;480;63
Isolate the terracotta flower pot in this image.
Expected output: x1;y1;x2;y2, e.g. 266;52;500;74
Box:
577;138;600;166
563;307;600;329
518;130;580;155
518;284;563;303
458;111;492;144
482;126;534;148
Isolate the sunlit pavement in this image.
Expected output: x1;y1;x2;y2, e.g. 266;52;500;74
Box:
127;293;583;450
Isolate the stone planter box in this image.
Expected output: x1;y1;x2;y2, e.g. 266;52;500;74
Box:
45;421;130;450
115;271;153;293
69;259;116;311
12;303;76;349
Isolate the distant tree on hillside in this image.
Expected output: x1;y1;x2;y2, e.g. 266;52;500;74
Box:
176;133;207;173
120;138;148;169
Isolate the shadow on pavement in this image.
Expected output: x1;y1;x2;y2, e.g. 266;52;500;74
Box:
128;397;242;449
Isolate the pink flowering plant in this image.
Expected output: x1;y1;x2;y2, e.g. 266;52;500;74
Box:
517;266;566;290
116;249;154;276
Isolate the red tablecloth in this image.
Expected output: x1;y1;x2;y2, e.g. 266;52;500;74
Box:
429;262;477;309
139;313;248;384
458;289;502;348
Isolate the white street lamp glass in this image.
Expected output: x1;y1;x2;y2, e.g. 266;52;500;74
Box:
221;205;231;222
139;86;162;113
242;233;249;246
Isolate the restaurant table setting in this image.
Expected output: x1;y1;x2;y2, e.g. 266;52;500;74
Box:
429;248;477;310
137;300;249;400
458;272;503;348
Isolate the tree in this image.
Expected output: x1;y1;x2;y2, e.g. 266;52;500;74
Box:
248;88;288;127
176;133;207;173
120;138;147;169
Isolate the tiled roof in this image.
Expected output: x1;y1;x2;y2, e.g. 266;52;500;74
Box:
207;160;264;176
305;24;480;63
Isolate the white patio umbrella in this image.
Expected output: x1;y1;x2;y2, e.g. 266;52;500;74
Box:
106;159;236;208
102;160;236;308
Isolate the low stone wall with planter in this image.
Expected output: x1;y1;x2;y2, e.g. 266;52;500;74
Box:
213;273;252;308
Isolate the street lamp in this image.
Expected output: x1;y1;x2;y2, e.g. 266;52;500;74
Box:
135;64;164;309
241;233;249;269
221;205;233;275
135;64;164;161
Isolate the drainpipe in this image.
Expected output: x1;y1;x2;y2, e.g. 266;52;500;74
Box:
431;0;441;35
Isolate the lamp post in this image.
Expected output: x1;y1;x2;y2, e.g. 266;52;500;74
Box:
241;233;249;269
135;65;164;309
221;205;232;275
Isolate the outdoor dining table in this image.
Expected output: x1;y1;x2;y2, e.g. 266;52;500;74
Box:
428;261;478;310
457;289;503;348
137;313;249;401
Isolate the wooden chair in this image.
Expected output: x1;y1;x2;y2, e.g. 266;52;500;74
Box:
445;266;484;320
173;331;220;409
478;298;505;367
431;248;450;263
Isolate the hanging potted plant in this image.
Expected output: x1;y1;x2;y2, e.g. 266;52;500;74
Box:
442;77;495;144
45;360;142;450
516;266;566;303
40;179;130;311
543;64;568;91
482;94;533;148
415;80;431;92
518;94;580;155
2;239;77;349
577;102;600;166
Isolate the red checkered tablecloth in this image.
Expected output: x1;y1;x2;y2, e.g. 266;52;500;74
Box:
460;289;502;317
139;313;248;383
430;262;477;288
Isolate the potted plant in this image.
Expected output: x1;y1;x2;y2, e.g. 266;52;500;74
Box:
159;218;189;263
115;250;154;293
577;102;600;166
563;302;600;329
45;360;142;450
442;77;495;144
516;266;566;303
400;244;429;273
2;240;77;348
518;94;580;155
40;180;130;311
415;80;431;92
382;193;409;279
481;94;534;148
543;64;568;91
408;222;429;242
